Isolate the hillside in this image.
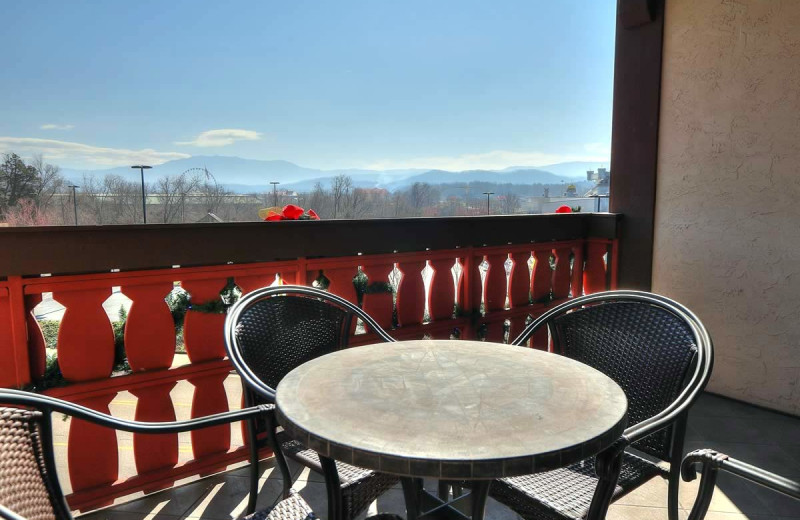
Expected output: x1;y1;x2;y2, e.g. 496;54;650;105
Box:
59;155;602;193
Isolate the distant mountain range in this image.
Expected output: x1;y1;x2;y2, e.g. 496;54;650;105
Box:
60;155;605;194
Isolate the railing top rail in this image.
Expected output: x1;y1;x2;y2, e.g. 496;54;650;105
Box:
0;213;619;278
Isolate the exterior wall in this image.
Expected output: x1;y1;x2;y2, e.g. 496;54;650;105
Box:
653;0;800;414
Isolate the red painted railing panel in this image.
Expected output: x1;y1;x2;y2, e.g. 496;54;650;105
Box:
361;262;395;330
584;240;609;294
570;245;585;298
531;249;553;302
131;383;178;478
552;246;572;300
54;288;115;382
189;372;231;461
182;279;228;363
429;257;458;321
396;260;425;327
0;287;15;387
123;284;175;372
67;394;119;500
484;253;509;312
509;251;532;309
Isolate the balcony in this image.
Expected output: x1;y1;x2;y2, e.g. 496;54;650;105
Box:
3;0;800;518
1;214;797;520
0;214;618;510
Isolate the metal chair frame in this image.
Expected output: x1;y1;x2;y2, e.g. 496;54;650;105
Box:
0;388;274;520
681;449;800;519
498;290;714;520
224;285;397;520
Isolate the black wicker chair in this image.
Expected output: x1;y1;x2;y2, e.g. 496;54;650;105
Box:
681;449;800;519
224;285;400;520
0;388;313;520
472;290;713;520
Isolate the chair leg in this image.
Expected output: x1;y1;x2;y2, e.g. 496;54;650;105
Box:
587;444;624;520
685;462;720;520
469;480;491;520
668;414;688;520
437;480;450;501
401;477;423;520
245;415;260;515
321;455;343;520
266;412;293;499
668;458;683;520
242;388;261;515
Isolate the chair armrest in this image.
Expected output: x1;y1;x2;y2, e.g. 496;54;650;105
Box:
0;504;26;520
0;388;273;434
621;405;687;446
681;449;800;520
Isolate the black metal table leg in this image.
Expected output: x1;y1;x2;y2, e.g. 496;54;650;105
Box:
320;455;342;520
469;481;491;520
401;477;423;520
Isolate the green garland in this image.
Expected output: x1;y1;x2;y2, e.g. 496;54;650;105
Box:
188;299;234;314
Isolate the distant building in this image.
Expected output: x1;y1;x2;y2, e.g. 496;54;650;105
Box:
584;168;610;211
584;168;610;197
586;167;610;183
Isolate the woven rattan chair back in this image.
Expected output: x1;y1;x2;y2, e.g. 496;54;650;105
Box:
226;285;395;400
548;300;697;460
0;408;66;520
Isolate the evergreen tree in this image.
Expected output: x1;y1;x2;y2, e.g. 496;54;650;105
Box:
0;153;41;216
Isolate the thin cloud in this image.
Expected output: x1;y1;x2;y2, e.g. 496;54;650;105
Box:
175;129;262;147
40;124;75;130
0;137;190;167
364;150;610;172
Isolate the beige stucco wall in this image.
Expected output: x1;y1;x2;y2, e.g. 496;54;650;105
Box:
653;0;800;414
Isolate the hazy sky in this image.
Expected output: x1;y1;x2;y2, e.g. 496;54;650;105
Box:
0;1;616;171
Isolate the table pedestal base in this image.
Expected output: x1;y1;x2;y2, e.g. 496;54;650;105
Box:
401;478;491;520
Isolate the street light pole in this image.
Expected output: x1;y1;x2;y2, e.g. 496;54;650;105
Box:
483;191;494;215
270;181;280;207
131;165;152;223
67;184;79;225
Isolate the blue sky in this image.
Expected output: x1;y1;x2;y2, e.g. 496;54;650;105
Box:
0;1;616;171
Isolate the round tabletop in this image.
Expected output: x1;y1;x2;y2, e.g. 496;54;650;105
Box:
275;339;628;480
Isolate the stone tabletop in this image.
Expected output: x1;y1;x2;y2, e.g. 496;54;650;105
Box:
275;339;628;479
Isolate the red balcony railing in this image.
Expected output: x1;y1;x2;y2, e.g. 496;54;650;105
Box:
0;213;619;511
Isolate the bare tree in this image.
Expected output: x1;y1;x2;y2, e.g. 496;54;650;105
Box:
408;182;439;216
500;192;521;215
307;182;330;218
4;199;53;226
331;174;352;218
154;172;201;223
29;154;64;211
344;187;370;218
197;171;230;217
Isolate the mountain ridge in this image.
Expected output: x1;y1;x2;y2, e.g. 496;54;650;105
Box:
60;155;603;193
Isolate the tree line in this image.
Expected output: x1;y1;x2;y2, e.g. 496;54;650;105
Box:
0;152;576;226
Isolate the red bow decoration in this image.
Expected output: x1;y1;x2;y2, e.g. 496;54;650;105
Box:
264;204;321;221
555;205;573;214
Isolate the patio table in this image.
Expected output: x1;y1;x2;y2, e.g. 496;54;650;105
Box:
275;339;628;520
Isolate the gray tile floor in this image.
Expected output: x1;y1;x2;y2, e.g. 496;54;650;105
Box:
79;393;800;520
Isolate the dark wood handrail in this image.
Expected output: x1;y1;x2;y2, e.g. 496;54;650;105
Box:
0;213;619;277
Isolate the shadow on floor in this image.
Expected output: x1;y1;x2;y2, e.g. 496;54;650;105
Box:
79;393;800;520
